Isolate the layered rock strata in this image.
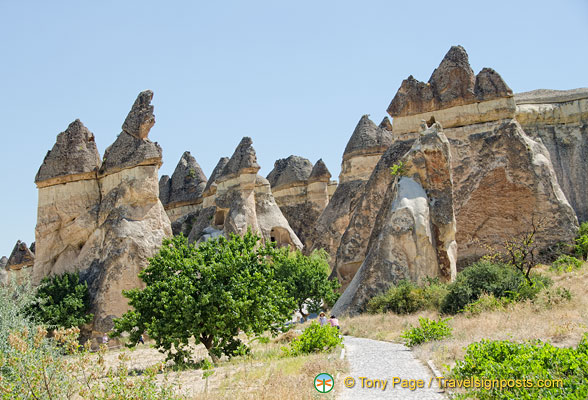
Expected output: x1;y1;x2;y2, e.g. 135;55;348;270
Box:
33;90;172;337
333;126;457;315
188;137;302;249
267;156;332;245
307;115;393;262
515;88;588;222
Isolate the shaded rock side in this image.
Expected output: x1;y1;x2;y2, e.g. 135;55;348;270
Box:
333;139;415;287
0;256;7;284
188;138;302;249
515;88;588;222
6;240;35;270
379;116;393;132
35;120;101;188
332;178;438;316
158;175;171;205
448;119;578;268
388;46;515;135
203;157;230;198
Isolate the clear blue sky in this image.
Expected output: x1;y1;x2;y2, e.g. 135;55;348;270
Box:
0;0;586;257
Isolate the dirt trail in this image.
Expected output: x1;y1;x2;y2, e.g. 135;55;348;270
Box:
338;336;446;399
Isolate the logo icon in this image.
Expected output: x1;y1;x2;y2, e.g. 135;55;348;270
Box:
314;373;334;393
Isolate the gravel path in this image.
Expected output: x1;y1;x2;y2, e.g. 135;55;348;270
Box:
338;336;446;399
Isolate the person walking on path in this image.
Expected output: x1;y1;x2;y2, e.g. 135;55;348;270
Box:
329;315;340;330
319;312;328;326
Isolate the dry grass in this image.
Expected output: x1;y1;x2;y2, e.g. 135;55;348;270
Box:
98;330;347;399
340;263;588;372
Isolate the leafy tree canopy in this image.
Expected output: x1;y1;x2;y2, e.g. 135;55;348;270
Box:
113;231;294;365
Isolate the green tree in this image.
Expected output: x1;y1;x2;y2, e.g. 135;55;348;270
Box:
30;271;93;329
112;231;294;365
273;248;340;317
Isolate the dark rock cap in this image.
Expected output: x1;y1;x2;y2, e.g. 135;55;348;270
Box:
379;117;393;132
344;115;394;156
204;157;230;193
308;159;331;181
388;46;511;118
220;137;260;177
122;90;155;139
35;119;101;184
99;91;162;175
266;155;313;188
159;175;171;205
6;240;35;270
168;151;208;205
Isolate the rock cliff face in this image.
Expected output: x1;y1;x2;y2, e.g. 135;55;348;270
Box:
33;90;172;337
515;88;588;222
307;115;393;262
267;156;332;245
333;126;457;315
188;138;302;249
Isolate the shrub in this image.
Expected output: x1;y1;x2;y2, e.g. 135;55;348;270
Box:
451;335;588;399
367;278;449;314
389;161;406;177
282;322;342;356
29;271;93;329
401;317;452;347
440;261;549;314
575;222;588;259
551;254;583;272
462;293;511;316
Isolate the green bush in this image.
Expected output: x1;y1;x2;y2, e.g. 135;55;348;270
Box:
440;262;549;314
401;317;452;347
282;322;342;356
575;222;588;259
29;271;93;329
551;254;583;272
462;293;512;316
367;278;449;314
451;335;588;399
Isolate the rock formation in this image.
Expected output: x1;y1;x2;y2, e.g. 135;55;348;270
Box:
33;90;172;338
333;125;457;315
6;240;35;270
0;256;7;284
515;88;588;222
267;156;332;245
188;137;302;249
307;115;393;262
159;151;208;235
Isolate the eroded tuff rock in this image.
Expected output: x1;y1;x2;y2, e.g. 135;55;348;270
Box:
333;126;457;315
0;256;7;284
388;46;515;135
35;120;101;187
33;90;172;338
268;157;332;245
379;116;393;132
6;240;35;270
307;115;392;263
188;137;302;249
515;88;588;222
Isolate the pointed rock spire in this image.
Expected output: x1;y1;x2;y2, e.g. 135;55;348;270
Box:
309;159;331;181
344;115;394;156
221;137;260;177
6;240;35;270
159;175;171;205
379;117;393;132
429;45;475;105
266;155;313;188
167;151;207;205
204;157;230;193
122;90;155;139
100;91;162;176
35;119;101;186
474;67;512;100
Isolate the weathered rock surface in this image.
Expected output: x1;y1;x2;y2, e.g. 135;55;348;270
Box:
307;115;392;262
35;120;101;187
515;89;588;222
388;46;515;135
268;157;332;245
6;240;35;270
379;116;393;132
0;256;7;284
0;256;7;270
33;91;172;337
188;138;302;249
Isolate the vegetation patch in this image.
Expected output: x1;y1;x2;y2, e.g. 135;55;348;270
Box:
401;317;452;347
282;322;342;356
